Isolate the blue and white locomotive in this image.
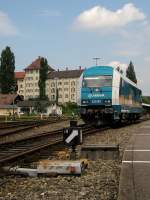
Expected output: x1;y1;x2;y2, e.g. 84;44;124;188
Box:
79;66;142;125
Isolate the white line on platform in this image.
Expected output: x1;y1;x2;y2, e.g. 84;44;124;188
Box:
122;161;150;164
125;150;150;152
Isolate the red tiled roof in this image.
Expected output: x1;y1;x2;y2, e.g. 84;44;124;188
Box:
15;72;25;79
0;94;18;105
24;57;55;71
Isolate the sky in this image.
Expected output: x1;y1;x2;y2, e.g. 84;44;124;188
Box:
0;0;150;95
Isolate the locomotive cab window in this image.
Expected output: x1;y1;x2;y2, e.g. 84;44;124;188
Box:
83;76;112;88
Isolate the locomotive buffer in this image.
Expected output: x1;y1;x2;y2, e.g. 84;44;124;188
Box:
63;120;82;159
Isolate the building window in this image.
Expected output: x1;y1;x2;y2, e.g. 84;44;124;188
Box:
65;94;68;98
64;82;68;85
59;94;62;98
71;81;75;86
71;94;75;99
27;77;33;81
51;95;55;100
58;82;62;85
64;88;68;91
58;88;62;91
51;82;55;87
58;88;62;92
51;88;55;93
71;88;75;92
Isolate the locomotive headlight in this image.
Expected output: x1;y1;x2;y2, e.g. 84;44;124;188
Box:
82;100;89;104
104;99;111;104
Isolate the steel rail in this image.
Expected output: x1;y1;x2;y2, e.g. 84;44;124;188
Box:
0;117;69;129
0;118;68;137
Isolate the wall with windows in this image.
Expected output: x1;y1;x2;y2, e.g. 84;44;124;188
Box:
24;69;39;99
17;78;25;97
46;78;79;104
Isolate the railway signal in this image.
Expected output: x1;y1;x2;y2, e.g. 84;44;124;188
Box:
63;120;82;147
63;120;82;159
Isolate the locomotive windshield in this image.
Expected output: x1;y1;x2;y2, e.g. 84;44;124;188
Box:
82;75;112;88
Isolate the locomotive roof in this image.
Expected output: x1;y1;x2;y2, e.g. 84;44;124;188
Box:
83;66;113;76
83;66;141;91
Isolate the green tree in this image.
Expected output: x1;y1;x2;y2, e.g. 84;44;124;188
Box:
142;96;150;104
38;57;49;99
0;46;16;93
126;61;137;84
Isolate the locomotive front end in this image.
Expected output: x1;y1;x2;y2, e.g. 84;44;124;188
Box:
80;66;114;125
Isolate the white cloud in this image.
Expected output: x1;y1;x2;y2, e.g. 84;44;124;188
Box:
0;11;18;36
108;61;128;74
74;3;145;30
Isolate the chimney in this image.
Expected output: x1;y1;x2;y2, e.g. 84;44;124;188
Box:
66;67;68;71
57;68;59;72
79;66;81;70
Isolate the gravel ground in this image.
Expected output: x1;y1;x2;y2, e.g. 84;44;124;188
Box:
0;120;149;200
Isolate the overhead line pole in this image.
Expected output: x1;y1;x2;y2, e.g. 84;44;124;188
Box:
93;58;100;66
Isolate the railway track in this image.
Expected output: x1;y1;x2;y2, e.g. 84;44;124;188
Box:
0;118;149;166
0;124;103;165
0;129;63;165
0;116;69;129
0;118;68;137
0;120;51;129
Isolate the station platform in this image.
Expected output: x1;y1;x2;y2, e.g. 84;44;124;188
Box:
118;120;150;200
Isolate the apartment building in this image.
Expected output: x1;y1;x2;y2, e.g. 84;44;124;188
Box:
15;57;84;103
15;72;25;97
16;57;54;100
46;68;83;104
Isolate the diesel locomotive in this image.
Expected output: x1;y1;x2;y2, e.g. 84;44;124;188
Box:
78;66;142;125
